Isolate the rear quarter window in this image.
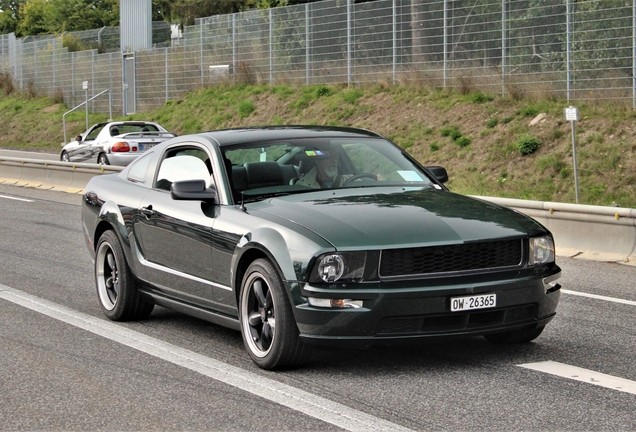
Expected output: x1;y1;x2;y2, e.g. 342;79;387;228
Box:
127;152;153;183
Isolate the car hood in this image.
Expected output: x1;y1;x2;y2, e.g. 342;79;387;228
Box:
249;187;546;249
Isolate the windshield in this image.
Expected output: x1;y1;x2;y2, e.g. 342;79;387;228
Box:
222;137;435;202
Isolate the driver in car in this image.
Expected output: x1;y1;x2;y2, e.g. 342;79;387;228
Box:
296;147;350;188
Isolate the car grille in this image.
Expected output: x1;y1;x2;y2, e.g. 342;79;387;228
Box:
379;239;523;278
376;304;537;335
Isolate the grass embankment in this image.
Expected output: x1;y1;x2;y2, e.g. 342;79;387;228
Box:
1;83;635;207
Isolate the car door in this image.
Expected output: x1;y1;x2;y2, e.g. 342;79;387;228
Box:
134;145;235;315
87;125;112;160
66;124;103;161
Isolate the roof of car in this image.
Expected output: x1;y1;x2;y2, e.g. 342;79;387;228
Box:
196;126;384;147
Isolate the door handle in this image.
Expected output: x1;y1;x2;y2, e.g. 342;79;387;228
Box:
140;205;155;218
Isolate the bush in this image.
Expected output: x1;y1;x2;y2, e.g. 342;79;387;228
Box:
237;100;256;118
486;117;499;128
342;89;363;104
472;93;494;104
315;85;332;98
516;134;541;155
0;72;14;95
440;125;462;140
456;136;472;147
519;106;539;117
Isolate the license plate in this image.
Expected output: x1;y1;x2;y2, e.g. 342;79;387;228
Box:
450;293;496;312
139;143;156;151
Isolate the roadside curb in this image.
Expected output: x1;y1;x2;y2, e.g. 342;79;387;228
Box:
0;177;84;194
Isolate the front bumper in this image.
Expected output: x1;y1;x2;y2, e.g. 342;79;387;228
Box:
292;267;561;347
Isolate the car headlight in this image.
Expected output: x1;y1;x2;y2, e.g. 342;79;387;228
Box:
309;252;367;283
529;236;555;265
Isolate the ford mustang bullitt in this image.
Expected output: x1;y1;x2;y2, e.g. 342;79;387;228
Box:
81;126;561;370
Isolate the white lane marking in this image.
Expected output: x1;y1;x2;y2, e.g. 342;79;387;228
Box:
562;289;636;307
518;361;636;395
0;194;34;202
0;284;412;432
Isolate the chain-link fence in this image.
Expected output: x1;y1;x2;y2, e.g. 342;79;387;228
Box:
1;0;636;116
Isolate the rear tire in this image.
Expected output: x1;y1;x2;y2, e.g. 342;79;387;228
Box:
484;324;545;344
98;153;109;165
95;230;154;321
239;258;309;370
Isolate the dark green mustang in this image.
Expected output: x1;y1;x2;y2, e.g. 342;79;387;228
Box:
81;126;561;370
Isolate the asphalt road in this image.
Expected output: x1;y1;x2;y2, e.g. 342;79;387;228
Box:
1;184;635;431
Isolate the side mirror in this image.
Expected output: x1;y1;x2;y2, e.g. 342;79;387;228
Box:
75;135;83;142
171;179;218;202
425;166;448;184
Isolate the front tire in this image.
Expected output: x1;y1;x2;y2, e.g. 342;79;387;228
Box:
60;151;70;162
95;230;153;321
484;324;545;344
239;259;308;370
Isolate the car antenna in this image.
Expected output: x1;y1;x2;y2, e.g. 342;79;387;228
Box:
239;191;247;212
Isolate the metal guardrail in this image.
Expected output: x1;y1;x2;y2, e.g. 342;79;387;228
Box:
1;156;634;265
0;156;123;193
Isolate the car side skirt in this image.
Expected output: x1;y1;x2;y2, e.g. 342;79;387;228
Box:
141;290;241;331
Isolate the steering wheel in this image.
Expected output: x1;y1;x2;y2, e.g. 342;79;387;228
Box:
341;173;377;186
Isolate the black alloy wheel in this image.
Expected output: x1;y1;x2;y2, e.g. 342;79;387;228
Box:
239;259;308;370
95;230;153;321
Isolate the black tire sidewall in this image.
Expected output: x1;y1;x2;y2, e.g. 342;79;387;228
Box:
239;258;298;370
95;231;136;321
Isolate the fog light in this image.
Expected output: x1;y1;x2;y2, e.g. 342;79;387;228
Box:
543;274;561;293
308;298;363;309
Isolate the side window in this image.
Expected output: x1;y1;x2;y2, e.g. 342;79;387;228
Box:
127;152;153;183
86;126;104;141
155;148;212;191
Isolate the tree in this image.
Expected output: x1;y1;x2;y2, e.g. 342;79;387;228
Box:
46;0;119;32
0;0;25;18
0;9;17;34
16;0;48;36
15;0;118;36
154;0;254;27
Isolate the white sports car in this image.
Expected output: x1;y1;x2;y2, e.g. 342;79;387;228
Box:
60;121;176;166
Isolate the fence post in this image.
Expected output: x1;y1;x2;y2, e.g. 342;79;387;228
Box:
633;0;635;108
165;47;169;103
200;23;204;86
232;14;237;81
306;3;310;85
270;8;274;83
444;0;449;88
502;0;507;96
566;0;572;101
392;0;397;85
347;0;352;85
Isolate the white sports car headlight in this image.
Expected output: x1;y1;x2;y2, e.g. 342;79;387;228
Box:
529;236;555;265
